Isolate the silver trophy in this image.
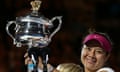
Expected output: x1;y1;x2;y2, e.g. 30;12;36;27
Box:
6;0;62;72
6;0;62;48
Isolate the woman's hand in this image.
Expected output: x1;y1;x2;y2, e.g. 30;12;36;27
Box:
24;52;54;72
24;53;33;65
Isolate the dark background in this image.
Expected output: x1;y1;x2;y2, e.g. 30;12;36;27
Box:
0;0;120;72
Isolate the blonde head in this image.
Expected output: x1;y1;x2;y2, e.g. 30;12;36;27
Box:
56;63;82;72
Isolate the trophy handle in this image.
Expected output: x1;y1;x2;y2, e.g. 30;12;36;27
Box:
6;21;17;45
49;16;62;42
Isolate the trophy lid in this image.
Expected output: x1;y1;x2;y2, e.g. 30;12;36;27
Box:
16;0;52;26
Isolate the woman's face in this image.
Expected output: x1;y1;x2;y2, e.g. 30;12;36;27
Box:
81;40;109;71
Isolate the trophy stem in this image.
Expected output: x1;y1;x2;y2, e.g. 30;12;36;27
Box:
43;55;48;72
27;46;49;72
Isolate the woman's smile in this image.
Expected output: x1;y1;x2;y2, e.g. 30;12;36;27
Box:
86;56;96;65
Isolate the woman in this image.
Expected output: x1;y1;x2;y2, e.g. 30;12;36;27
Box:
80;32;114;72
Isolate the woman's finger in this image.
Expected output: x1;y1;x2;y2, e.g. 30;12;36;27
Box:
25;57;33;65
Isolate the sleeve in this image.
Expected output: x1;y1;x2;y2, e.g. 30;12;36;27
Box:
96;67;115;72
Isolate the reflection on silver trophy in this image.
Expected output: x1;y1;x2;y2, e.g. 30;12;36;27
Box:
6;0;62;48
